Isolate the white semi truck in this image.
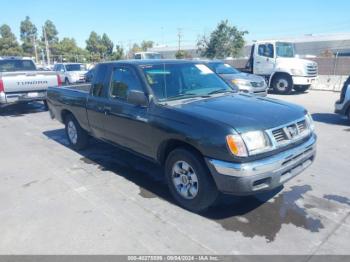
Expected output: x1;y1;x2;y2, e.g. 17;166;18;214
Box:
245;41;318;94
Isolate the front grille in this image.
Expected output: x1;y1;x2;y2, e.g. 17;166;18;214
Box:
269;118;310;147
306;63;318;77
272;128;287;142
296;120;307;133
251;81;265;88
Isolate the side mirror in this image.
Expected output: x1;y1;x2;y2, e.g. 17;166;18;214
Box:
127;90;148;107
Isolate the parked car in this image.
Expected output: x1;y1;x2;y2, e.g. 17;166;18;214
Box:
53;63;87;85
134;52;162;60
47;60;317;212
85;68;95;83
0;57;61;108
335;76;350;121
245;41;318;94
204;61;268;96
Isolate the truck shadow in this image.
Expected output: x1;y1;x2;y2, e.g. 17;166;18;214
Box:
312;113;349;126
0;102;46;117
43;128;324;242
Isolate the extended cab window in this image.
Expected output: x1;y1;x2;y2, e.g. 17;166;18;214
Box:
91;64;108;97
258;44;274;58
109;67;142;100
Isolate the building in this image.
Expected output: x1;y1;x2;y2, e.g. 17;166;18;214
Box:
150;33;350;59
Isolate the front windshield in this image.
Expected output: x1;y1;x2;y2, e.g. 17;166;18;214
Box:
141;63;233;101
65;64;86;71
208;63;240;75
144;53;162;59
276;42;295;58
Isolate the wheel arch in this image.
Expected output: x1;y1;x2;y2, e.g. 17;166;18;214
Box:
157;138;204;166
269;71;293;87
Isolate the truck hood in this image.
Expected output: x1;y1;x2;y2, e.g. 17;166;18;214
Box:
275;57;316;70
172;94;306;133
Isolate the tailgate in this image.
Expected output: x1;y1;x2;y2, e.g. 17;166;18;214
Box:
1;71;58;93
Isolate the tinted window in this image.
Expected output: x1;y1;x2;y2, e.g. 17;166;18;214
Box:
91;64;108;97
0;59;36;72
109;67;142;100
65;64;86;71
258;44;274;58
134;54;142;59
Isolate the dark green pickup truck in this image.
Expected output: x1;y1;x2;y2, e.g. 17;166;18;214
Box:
47;60;317;212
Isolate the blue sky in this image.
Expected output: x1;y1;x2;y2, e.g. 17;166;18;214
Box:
1;0;350;49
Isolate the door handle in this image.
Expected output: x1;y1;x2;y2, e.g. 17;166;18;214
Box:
256;61;261;64
104;106;112;115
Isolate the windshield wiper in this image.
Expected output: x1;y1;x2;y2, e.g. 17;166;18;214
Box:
208;89;234;95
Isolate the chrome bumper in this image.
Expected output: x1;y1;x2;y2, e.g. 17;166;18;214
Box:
206;134;317;195
0;91;46;105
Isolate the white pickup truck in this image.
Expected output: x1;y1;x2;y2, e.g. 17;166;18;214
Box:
0;58;60;108
245;41;318;94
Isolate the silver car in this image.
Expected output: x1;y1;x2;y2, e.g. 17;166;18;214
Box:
206;61;268;96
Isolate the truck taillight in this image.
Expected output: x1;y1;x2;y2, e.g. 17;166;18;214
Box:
0;79;4;92
57;75;62;86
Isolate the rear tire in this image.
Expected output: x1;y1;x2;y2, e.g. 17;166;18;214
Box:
165;148;219;213
64;114;89;150
294;85;310;93
272;74;293;94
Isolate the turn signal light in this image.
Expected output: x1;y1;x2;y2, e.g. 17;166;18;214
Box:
226;134;248;157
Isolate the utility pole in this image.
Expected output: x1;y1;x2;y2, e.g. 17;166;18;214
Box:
32;36;39;63
43;26;50;66
177;28;183;51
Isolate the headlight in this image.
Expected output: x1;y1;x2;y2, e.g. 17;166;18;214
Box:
291;69;304;76
232;79;252;87
226;131;272;157
305;112;315;132
241;131;272;155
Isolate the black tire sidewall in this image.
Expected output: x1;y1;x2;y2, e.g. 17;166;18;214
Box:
165;148;218;213
64;78;70;86
273;75;293;94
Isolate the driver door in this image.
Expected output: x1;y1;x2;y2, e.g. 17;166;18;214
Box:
254;43;275;76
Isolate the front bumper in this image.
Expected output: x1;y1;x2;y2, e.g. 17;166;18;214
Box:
206;134;317;195
292;76;317;86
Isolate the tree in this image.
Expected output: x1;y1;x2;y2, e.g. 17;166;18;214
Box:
20;16;38;56
111;44;124;60
86;31;103;61
101;33;114;57
55;37;87;62
141;40;154;51
0;24;22;56
175;50;191;59
42;20;58;44
197;20;248;59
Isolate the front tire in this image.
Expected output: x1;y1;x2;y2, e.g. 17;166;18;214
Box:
165;148;219;213
272;74;293;94
294;85;310;92
64;78;70;86
64;114;89;150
